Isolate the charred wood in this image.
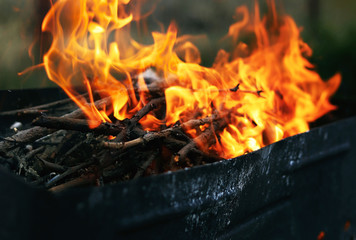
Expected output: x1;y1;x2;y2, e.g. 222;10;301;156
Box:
176;118;227;163
115;97;165;141
32;116;124;136
49;173;97;192
45;160;95;188
133;151;158;179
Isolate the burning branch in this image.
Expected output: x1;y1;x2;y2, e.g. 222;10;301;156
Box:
115;97;166;141
175;117;228;163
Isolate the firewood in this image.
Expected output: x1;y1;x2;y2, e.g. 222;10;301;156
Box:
179;113;223;130
0;81;258;191
131;97;166;123
0;109;48;118
97;114;226;175
162;137;188;152
133;150;159;179
115;97;165;141
100;130;171;150
48;173;97;192
56;140;86;165
32;116;125;136
45;160;94;188
0;127;54;157
46;131;82;162
0;97;111;155
0;91;117;118
33;156;67;176
175;118;227;163
229;83;264;96
100;113;224;151
112;83;263;97
0;97;73;117
24;146;45;162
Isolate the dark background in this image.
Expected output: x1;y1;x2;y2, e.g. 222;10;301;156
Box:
0;0;355;103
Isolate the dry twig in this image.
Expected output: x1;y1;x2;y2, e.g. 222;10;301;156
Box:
32;116;124;136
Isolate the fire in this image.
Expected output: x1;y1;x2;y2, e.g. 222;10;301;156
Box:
34;0;340;159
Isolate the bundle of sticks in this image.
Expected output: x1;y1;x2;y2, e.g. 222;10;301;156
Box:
0;74;262;192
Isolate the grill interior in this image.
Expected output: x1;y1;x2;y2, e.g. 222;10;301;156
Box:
0;88;356;239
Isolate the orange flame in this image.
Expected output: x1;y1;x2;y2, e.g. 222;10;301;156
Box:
36;0;340;159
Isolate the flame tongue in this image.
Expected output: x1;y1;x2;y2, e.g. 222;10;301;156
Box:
39;0;340;159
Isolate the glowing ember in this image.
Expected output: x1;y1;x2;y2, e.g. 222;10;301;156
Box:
31;0;341;159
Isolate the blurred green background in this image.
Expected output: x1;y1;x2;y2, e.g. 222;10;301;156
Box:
0;0;355;100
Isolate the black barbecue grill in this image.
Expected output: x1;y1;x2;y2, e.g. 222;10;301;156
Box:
0;88;355;240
